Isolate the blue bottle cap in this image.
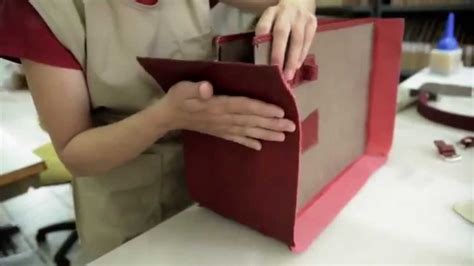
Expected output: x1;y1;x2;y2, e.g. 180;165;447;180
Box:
436;12;459;51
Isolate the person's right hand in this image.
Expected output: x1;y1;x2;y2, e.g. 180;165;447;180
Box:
158;81;296;150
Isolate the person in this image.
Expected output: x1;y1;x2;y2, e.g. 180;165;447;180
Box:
0;0;317;262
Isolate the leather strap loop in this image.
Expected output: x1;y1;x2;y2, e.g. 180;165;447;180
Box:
289;54;318;87
417;83;474;132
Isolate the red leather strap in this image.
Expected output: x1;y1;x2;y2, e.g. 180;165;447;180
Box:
459;136;474;149
434;140;462;162
434;140;456;157
301;110;319;153
136;0;158;4
253;34;273;45
417;85;474;132
289;55;318;87
252;35;318;87
137;0;220;6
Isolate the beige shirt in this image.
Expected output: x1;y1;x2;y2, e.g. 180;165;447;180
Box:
30;0;256;262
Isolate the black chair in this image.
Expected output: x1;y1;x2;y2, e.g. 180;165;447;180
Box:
36;221;78;266
33;143;78;266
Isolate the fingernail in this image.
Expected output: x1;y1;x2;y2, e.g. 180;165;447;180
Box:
276;110;285;118
278;134;286;141
288;123;296;132
285;69;295;80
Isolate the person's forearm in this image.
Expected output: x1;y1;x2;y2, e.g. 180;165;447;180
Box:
220;0;316;13
60;102;170;177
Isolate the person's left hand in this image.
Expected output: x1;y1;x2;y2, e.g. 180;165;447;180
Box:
256;0;317;81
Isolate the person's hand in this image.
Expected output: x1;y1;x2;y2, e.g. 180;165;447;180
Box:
256;0;317;81
159;81;296;150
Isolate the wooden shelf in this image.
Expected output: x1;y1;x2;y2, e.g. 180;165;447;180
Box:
316;6;373;17
380;4;474;15
316;3;474;17
314;1;474;78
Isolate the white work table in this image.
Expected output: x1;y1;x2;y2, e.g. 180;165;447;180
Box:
91;107;473;266
0;130;45;200
0;60;50;200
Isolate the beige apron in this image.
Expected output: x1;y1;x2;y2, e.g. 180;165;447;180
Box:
29;0;257;262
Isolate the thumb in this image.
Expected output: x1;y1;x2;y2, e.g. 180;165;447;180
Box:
173;81;213;100
197;81;213;100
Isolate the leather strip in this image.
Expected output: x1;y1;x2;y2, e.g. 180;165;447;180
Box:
301;110;319;153
214;32;254;45
434;140;457;157
434;140;462;162
417;83;474;132
289;55;318;87
253;34;273;45
459;136;474;149
216;33;318;87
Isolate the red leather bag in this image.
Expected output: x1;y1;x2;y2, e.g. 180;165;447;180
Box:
139;18;404;252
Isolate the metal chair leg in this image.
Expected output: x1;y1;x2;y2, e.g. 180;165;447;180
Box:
36;221;76;243
53;230;78;266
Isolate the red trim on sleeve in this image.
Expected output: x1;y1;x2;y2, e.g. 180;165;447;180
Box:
136;0;159;4
0;0;81;69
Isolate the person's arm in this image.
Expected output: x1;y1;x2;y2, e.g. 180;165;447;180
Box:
22;59;295;177
22;60;171;176
221;0;317;81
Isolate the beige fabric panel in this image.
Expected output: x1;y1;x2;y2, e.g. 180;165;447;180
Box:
32;0;212;262
73;153;164;261
254;41;272;65
295;24;374;210
72;142;189;262
83;0;213;113
211;3;258;35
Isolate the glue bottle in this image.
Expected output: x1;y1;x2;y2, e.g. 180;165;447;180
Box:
429;12;463;75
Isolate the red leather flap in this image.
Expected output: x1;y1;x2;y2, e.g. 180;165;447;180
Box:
137;17;404;252
138;57;301;245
